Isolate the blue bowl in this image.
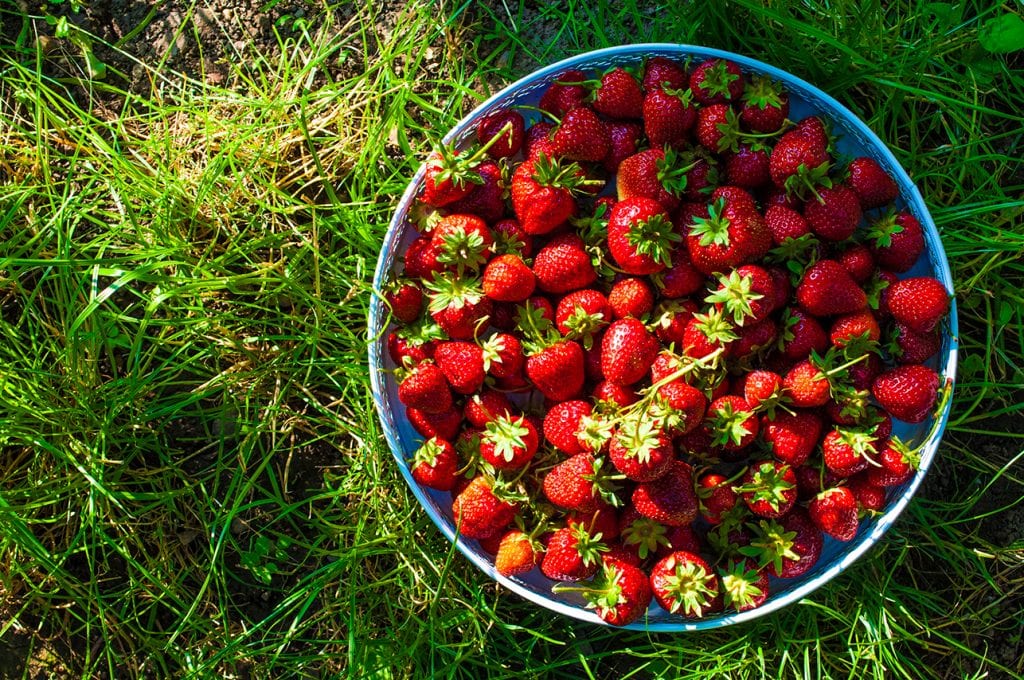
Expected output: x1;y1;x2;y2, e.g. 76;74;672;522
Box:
368;44;958;630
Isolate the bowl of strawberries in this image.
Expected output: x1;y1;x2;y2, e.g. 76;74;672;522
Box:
368;44;958;630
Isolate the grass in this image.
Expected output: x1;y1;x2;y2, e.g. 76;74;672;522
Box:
0;0;1022;677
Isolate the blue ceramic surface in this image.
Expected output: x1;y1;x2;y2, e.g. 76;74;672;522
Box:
368;44;958;630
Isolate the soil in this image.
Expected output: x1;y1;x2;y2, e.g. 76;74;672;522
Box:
1;1;1022;678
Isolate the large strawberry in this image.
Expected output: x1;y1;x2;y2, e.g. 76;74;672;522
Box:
821;427;878;477
737;460;797;519
511;154;591;235
397;360;452;414
540;522;607;582
653;378;707;436
632;460;699;526
551;106;611;162
866;210;925;273
433;340;486;394
425;274;492;339
606;196;680;275
451;475;520;539
592;67;645;120
543;452;621;513
803;184;862;242
481;331;525;380
554;555;652;625
885;276;950;333
768;117;832;197
603;121;644;173
871;364;940;423
407;405;461;441
608;417;674;482
494;528;543;577
650;551;721;618
479;414;540;470
532;233;598;294
542;399;593;455
482;253;535;303
686;189;770;275
808;487;860;541
846;156;898;209
689;58;744;105
525;338;586;402
761;410;823;467
643;56;688;91
410;437;459;491
601;317;661;386
795;259;867;317
643;87;697;150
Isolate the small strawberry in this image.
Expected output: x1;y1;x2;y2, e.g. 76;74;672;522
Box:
540;522;608;582
885;276;950;334
494;528;543;576
836;243;876;283
446;160;508;224
782;358;830;408
532;233;598;294
410;436;460;491
653;247;706;299
795;259;868;317
740;369;784;412
737;460;797;519
538;69;589;117
592;66;645;120
846;156;899;209
476;109;526;159
694;103;736;153
697;471;739;525
769;117;832;198
550;106;611;163
650;551;721;618
607;196;680;275
464;389;514;428
808;486;860;541
777;307;829;360
543;399;593;455
803;184;862;242
689;58;744;105
651;298;699;347
407;405;462;441
745;508;822;578
403;233;445;281
421;147;484;207
687;191;770;275
386;326;436;367
384;279;424;324
738;74;789;133
609;417;674;482
602;317;661;386
871;364;940;423
866;210;925;273
643;87;697;150
591;380;639;409
543;452;621;513
632;460;699;526
451;475;520;539
608;277;655;320
866;437;919;487
481;331;525;379
482;253;535;303
433;340;486;395
719;560;769;612
761;410;823;467
846;473;887;512
397;360;453;414
829;310;881;349
479;414;540;470
553;555;652;626
706;395;759;451
525;339;586;402
492;218;534;257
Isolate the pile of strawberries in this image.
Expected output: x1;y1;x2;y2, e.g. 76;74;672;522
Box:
383;55;951;626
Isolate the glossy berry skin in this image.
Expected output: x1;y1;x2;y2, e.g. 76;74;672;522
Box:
590;557;653;626
494;529;540;576
551;106;611;162
803;185;862;242
593;67;645;120
762;410;823;467
483;254;536;302
869;211;925;273
740;460;798;519
808;487;860;541
410;437;460;491
532;233;598;294
451;476;518;540
607;196;678;275
602;317;661;386
885;277;950;334
871;364;941;424
632;460;699;526
398;361;453;414
526;340;586;402
796;260;868;317
846;156;899;209
543;400;593;455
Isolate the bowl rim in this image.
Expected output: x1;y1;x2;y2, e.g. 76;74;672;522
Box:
368;43;959;631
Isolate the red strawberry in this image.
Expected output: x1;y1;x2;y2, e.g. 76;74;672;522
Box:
867;211;925;273
719;560;769;612
532;233;597;294
410;436;460;491
607;196;680;275
706;264;776;327
482;253;535;303
778;307;829;360
808;487;860;541
643;56;689;91
764;204;811;245
592;379;639;408
476;109;526;159
782;358;830;408
385;279;424;324
796;259;868;317
846;473;887;512
697;472;739;524
618;507;672;560
387;328;435;368
540;522;607;582
601;317;660;386
651;298;699;347
632;460;699;526
543;452;620;513
555;288;611;347
871;364;940;423
689;58;744;105
682;308;737;362
479;414;540;470
830;310;881;348
739;74;789;133
891;322;940;364
706;395;760;451
794;462;839;501
525;339;585;402
603;121;644;172
650;551;721;618
724;144;771;189
539;69;588;117
550;107;611;162
511;154;588;235
451;475;519;539
761;410;823;467
433;340;486;394
524;120;557;160
754;508;823;578
654;377;707;436
464;389;513;427
738;460;797;518
886;277;950;334
655;247;706;299
740;369;783;411
846;156;898;209
494;528;542;576
447;160;508;224
687;187;770;275
553;556;652;626
866;437;918;487
421;147;483;207
430;213;494;274
398;360;452;414
407;405;461;441
821;427;878;477
403;234;445;281
492;218;534;257
425;275;492;339
543;399;593;455
593;67;644;120
694;103;735;153
616;148;691;212
836;243;876;283
609;418;674;482
768;118;832;197
803;184;862;242
608;277;655;319
643;87;697;150
481;332;525;379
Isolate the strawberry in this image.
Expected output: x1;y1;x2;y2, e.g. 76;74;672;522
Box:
609;418;674;482
511;154;589;235
607;196;680;275
554;556;652;625
602;317;661;386
768;118;832;197
464;389;514;427
829;310;881;348
738;74;789;133
451;475;519;539
387;327;436;367
687;197;763;275
821;427;878;477
477;414;538;470
740;369;783;412
407;405;461;441
492;218;534;257
532;233;598;294
866;437;918;487
762;410;823;467
846;473;887;512
706;264;775;327
482;253;535;303
410;436;460;491
719;559;769;612
494;528;542;576
694;103;735;153
397;360;452;414
609;277;655;319
724;144;770;189
654;376;707;435
697;472;739;524
782;358;830;408
543;399;593;455
643;56;689;91
543;452;621;513
593;67;645;120
706;395;759;451
871;364;940;423
643;87;697;150
650;551;721;618
447;160;508;224
592;380;638;409
425;274;492;339
748;508;822;578
525;339;586;402
794;462;839;501
433;340;486;395
540;522;607;582
421;147;483;207
808;487;860;541
524;120;557;160
891;322;940;364
384;279;424;324
603;122;644;173
651;298;699;347
618;507;673;560
682;308;737;362
689;58;744;105
866;210;925;273
616;148;692;212
476;109;526;159
764;204;811;245
539;69;588;117
481;331;525;380
403;233;445;281
631;460;699;526
430;213;494;274
836;243;876;283
737;460;797;519
777;307;829;360
846;156;898;209
796;259;867;317
550;107;611;163
803;184;862;242
885;276;950;334
555;288;611;347
654;247;706;299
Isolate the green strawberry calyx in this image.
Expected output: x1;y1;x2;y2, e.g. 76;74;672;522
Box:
720;560;765;611
660;556;718;617
626;212;680;269
484;415;532;463
740;519;800;576
705;269;765;326
690;198;732;248
707;400;754;448
734;462;794;513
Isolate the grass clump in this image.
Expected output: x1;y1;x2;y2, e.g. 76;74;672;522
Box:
1;0;1022;678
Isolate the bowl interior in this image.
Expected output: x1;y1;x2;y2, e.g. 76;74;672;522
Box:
368;44;958;631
